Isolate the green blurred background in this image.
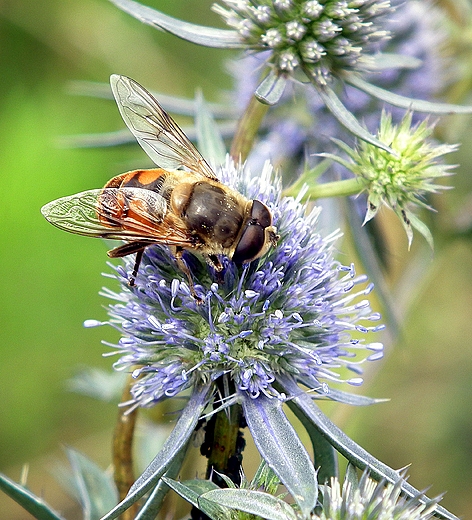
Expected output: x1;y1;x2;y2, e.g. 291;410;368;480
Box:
1;0;471;518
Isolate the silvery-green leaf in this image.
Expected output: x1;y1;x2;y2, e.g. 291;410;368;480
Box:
163;478;230;520
0;473;65;520
66;448;118;520
366;53;422;71
314;385;388;406
242;394;317;517
316;85;396;155
61;122;237;149
101;383;212;520
347;74;472;114
134;446;188;520
279;376;459;520
285;395;338;485
179;479;221;494
110;0;243;48
162;478;206;507
202;488;297;520
255;72;287;105
195;91;226;166
67;368;126;402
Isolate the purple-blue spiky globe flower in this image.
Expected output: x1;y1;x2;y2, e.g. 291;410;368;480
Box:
88;159;383;411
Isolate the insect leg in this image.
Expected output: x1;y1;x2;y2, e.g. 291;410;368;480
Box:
128;249;145;286
107;241;148;286
203;253;225;285
204;253;223;272
173;246;203;304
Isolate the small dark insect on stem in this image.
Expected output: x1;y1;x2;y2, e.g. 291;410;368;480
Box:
200;376;246;485
192;377;245;520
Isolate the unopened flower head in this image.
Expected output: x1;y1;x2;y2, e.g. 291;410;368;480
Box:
329;111;458;247
93;159;383;410
213;0;392;86
315;471;441;520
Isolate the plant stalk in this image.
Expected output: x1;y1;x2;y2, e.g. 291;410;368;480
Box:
283;177;363;200
113;374;139;520
230;94;269;163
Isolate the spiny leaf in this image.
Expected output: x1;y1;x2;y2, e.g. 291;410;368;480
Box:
110;0;243;48
242;394;318;517
315;84;396;156
0;473;65;520
347;74;472;114
255;71;287;105
279;375;459;520
101;383;212;520
202;488;297;520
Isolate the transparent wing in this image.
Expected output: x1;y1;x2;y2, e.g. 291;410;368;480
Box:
110;74;218;181
41;188;194;246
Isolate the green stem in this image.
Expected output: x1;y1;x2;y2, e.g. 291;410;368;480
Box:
206;405;243;481
230;95;269;163
283;177;364;200
113;374;139;520
202;376;245;488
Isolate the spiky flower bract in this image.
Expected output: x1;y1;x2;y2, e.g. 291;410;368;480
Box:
316;471;441;520
91;158;383;411
214;0;392;87
163;467;443;520
324;111;458;248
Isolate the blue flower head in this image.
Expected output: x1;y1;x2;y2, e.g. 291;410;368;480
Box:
213;0;392;87
232;0;452;173
92;159;383;410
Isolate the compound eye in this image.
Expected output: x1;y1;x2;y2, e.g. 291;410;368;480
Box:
251;200;272;228
232;224;265;265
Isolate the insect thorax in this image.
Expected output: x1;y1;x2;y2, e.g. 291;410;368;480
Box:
180;181;246;249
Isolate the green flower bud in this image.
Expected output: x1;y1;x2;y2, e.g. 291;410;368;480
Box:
326;111;458;248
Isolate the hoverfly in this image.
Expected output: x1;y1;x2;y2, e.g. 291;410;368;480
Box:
41;75;278;301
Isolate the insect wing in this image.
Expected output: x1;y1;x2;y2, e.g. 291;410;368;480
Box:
110;74;218;181
41;188;194;246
